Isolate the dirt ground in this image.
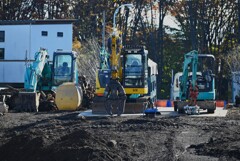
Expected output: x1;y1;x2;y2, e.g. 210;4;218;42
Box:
0;108;240;161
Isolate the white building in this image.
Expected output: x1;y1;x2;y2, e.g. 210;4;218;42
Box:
232;72;240;103
0;19;75;87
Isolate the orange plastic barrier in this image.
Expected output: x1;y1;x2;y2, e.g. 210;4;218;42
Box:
154;100;167;107
216;100;225;107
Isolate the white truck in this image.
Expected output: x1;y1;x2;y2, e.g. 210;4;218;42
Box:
171;72;203;101
171;72;182;101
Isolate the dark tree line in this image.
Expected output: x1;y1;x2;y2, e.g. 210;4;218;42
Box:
170;0;237;100
0;0;239;100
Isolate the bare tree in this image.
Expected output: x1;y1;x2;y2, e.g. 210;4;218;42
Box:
76;38;101;85
226;46;240;85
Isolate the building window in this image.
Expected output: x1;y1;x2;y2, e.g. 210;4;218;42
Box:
0;31;5;42
0;48;4;59
42;31;48;36
57;32;63;37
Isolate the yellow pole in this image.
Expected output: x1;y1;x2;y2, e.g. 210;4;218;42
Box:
111;34;118;79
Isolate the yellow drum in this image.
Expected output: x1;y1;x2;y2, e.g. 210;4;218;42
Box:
55;82;83;110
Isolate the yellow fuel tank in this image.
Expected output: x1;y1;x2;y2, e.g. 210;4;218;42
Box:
55;82;83;110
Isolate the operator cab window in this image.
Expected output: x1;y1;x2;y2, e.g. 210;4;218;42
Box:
124;54;143;87
53;54;72;86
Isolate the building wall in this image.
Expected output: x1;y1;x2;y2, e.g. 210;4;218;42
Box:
1;25;30;60
30;24;72;60
0;62;26;83
0;23;72;85
232;73;240;103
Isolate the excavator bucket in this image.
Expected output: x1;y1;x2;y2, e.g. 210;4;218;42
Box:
13;92;40;112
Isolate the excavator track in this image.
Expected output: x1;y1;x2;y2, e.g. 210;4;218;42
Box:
174;100;216;114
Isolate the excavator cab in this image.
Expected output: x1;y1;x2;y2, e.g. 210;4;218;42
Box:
124;53;144;87
52;51;77;87
122;46;148;96
195;54;215;100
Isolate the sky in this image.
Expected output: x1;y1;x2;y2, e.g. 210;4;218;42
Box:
163;15;181;30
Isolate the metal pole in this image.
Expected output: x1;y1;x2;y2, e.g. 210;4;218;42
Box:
113;7;119;31
102;11;106;49
238;0;240;44
113;4;133;32
189;0;197;50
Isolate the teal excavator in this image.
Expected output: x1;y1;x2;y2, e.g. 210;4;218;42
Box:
174;50;216;114
4;48;84;112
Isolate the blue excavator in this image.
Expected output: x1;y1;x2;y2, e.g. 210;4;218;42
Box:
174;50;216;114
4;48;84;112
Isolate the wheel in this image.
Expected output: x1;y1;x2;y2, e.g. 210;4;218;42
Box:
174;105;178;112
207;109;215;113
174;101;178;112
178;108;185;114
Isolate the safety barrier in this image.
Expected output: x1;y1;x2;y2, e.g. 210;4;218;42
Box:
216;100;226;107
154;100;173;107
155;100;226;108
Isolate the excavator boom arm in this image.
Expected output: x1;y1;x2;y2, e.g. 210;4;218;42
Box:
180;50;198;100
24;49;49;92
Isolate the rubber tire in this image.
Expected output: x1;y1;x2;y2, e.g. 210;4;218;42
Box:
207;109;215;113
178;109;185;114
174;101;178;112
174;105;178;112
